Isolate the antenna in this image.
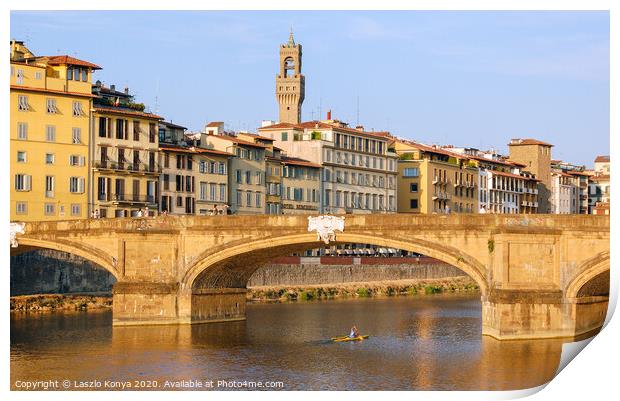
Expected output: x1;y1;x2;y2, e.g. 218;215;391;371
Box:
356;95;360;126
154;77;160;114
319;97;322;120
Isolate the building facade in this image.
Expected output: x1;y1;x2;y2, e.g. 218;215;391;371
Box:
10;40;99;221
259;118;398;214
391;140;478;214
589;155;610;215
507;138;553;213
550;171;579;214
280;156;321;214
202;131;267;215
159;144;231;215
91;83;162;217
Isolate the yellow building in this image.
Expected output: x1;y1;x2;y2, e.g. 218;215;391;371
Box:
10;40;100;221
391;139;478;214
91;82;163;217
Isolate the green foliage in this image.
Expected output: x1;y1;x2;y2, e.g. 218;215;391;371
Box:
398;153;415;160
310;131;322;140
299;289;316;301
356;287;371;297
424;285;442;295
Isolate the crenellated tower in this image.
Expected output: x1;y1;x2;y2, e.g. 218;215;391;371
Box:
276;29;305;124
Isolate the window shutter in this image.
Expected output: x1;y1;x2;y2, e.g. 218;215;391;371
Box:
80;156;85;166
25;175;31;191
79;177;85;193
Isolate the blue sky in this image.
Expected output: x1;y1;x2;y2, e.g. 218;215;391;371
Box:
11;10;609;167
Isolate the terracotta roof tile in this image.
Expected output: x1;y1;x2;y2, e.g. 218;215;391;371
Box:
281;156;321;168
41;55;102;70
259;120;391;139
594;155;610;163
490;169;540;181
159;143;233;156
94;106;162;120
208;135;268;149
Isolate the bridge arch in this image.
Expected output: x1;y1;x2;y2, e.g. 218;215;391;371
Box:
182;232;488;294
565;251;610;299
11;238;120;279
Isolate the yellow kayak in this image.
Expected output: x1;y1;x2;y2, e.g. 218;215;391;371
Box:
332;335;369;342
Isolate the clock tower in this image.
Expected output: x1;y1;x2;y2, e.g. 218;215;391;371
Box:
276;30;305;124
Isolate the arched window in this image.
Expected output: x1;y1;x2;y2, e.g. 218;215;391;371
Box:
284;57;295;77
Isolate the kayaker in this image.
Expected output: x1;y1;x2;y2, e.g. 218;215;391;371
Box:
349;325;360;339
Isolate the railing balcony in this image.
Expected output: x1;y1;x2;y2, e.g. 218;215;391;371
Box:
95;160;162;174
103;193;158;204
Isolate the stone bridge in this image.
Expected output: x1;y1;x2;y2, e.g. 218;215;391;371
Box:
10;214;610;340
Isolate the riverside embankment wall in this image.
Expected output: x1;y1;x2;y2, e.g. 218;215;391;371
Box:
247;256;467;286
11;251;466;295
10;250;116;296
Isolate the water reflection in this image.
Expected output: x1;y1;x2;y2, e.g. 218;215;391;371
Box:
11;295;565;390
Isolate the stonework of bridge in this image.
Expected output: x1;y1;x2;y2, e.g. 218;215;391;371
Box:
10;214;610;340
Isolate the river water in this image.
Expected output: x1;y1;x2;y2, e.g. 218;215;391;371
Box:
11;294;566;391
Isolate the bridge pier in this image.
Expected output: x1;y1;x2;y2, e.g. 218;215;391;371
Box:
112;282;246;326
190;288;246;324
112;282;182;326
481;290;608;340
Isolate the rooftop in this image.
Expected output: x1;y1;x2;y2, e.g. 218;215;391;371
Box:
207;134;268;149
161;121;188;131
93;105;162;120
159;143;233;157
508;138;553;147
38;55;102;70
281;156;321;169
595;155;610;163
259;120;391;140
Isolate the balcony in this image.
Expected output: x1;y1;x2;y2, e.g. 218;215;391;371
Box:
432;192;451;200
98;193;157;204
95;160;162;174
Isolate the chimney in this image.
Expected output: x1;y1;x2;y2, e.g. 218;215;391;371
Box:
110;84;116;91
355;125;364;131
327;110;331;120
124;86;129;95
